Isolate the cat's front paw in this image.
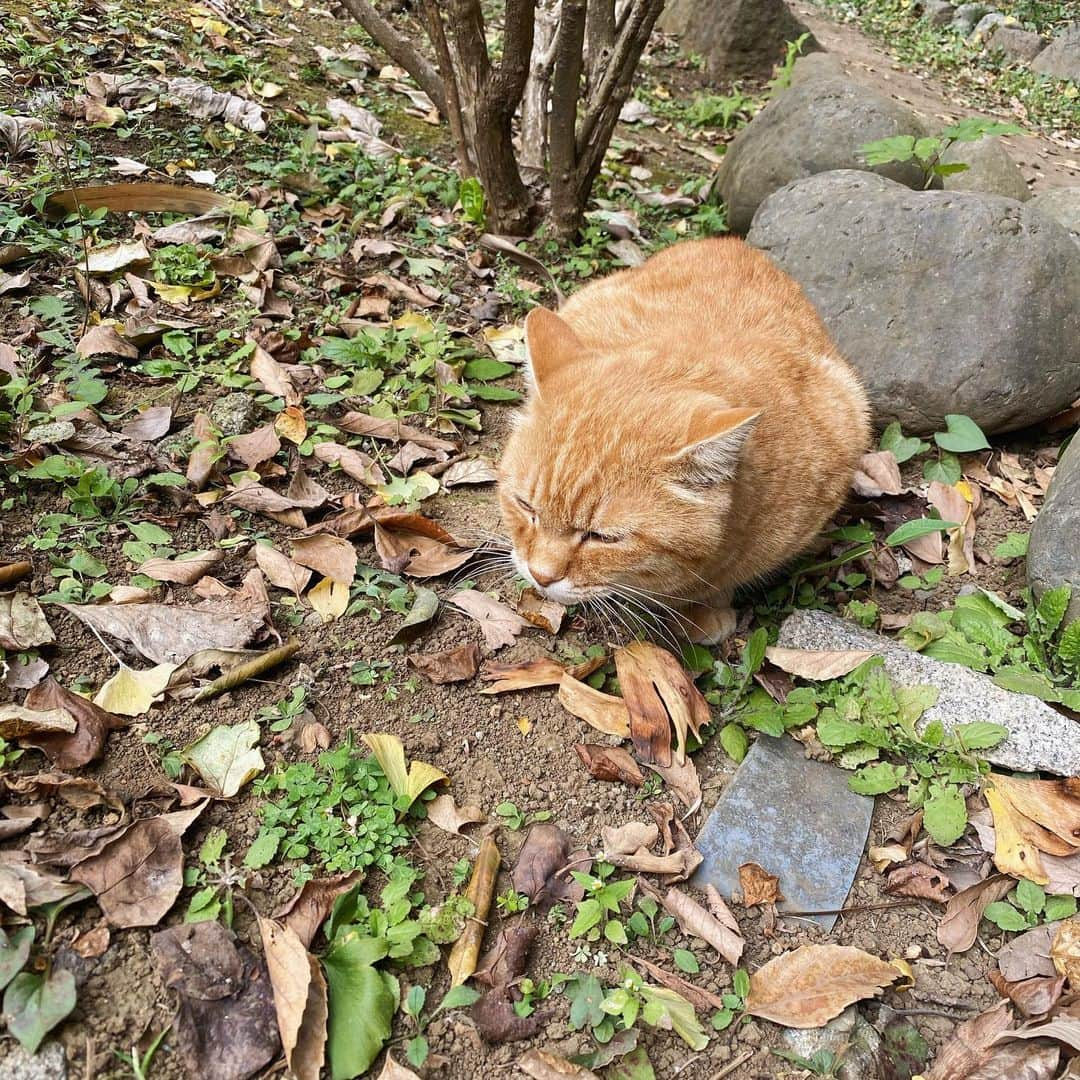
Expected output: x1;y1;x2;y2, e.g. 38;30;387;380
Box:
685;603;737;645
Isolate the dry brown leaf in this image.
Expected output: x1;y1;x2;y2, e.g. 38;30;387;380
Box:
229;424;281;469
746;944;900;1027
615;641;708;767
21;677;128;769
275;406;308;445
645;753;702;813
0;704;75;738
985;784;1076;886
448;835;500;986
929;479;978;576
557;675;630;737
151;921;280;1080
59;600;264;664
739;862;784;907
48;182;241;216
601;820;700;880
884;861;953;902
637;878;744;965
511;823;589;914
1;771;121;811
988;970;1065;1019
575;744;644;787
426;794;485;836
450;589;528;650
121;405;172;441
290;534;357;585
379;1056;422;1080
337;410;456;452
76;323;138;359
374;516;473;578
186;411;218;491
517;588;565;634
72;814;194;927
517;1050;599;1080
631;954;726;1011
254;544;312;595
471;925;552;1043
72;923;111;959
852;450;905;497
139;549;224;585
964;1040;1060;1079
257;916;327;1080
407;644;481;684
1052;920;1080;985
250;342;300;405
0;853;89;915
312;442;384;486
925;1001;1016;1079
998;924;1060;982
442;457;498;487
938;874;1014;954
274;872;362;950
479;655;605;694
990;775;1080;849
0;590;55;650
764;646;876;681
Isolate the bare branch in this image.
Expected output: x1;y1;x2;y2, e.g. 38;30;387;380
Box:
420;0;474;174
337;0;447;115
576;0;664;156
520;0;560;176
585;0;616;89
450;0;492;89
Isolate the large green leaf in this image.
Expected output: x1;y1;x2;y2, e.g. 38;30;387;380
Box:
886;518;959;547
849;762;906;795
1037;586;1072;637
0;927;34;991
933;414;990;453
923;784;966;846
323;942;398;1080
3;969;77;1053
879;421;927;464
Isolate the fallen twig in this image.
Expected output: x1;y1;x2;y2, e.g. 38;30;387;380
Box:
0;560;33;588
192;639;301;702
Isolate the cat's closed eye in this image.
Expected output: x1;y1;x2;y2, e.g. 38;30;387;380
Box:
582;530;620;544
514;494;537;520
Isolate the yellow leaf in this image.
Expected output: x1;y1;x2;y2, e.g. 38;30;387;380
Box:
275;406;308;445
93;662;177;716
362;732;447;807
392;311;433;334
257;82;284;99
984;787;1050;885
307;577;349;621
517;715;532;735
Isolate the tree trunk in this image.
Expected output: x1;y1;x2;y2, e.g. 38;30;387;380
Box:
474;93;534;234
520;0;559;181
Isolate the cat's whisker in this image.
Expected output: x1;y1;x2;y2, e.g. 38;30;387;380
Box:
608;591;685;653
607;585;709;647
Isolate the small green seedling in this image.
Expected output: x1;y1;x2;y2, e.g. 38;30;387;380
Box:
494;801;552;831
983;878;1078;932
570;864;635;944
401;983;482;1068
711;967;751;1031
496;890;530;915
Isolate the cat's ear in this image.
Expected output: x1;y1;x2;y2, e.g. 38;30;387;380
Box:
524;307;582;395
668;406;761;488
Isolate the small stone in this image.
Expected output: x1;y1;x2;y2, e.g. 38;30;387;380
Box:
951;3;994;34
0;1042;68;1080
780;1007;883;1080
987;24;1048;62
1028;438;1080;627
939;135;1029;201
1028;186;1080;240
1032;22;1080;81
209;391;257;437
776;609;1080;775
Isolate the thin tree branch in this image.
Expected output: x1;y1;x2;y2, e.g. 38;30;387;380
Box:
419;0;474;174
585;0;616;89
450;0;492;90
576;0;664;156
337;0;447;115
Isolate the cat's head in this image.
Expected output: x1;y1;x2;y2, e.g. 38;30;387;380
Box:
498;307;759;608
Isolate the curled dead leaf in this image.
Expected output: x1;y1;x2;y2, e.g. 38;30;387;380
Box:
480;655;605;694
450;590;528;650
637;877;744;965
407;644;480;684
575;744;644;787
764;646;876;681
426;794;485;836
511;823;589;914
557;675;630;738
739;862;783;907
938;874;1013;954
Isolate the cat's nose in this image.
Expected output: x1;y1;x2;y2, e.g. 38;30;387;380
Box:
528;564;559;588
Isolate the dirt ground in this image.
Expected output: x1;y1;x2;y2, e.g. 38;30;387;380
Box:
0;0;1074;1078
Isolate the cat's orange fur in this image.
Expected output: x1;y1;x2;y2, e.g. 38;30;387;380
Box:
498;237;871;642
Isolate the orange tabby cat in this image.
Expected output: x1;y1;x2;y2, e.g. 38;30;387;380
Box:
497;237;871;643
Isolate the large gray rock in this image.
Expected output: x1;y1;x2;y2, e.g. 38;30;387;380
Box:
789;51;846;85
1032;22;1080;80
951;3;994;34
659;0;819;82
987;24;1047;62
747;170;1080;434
718;77;932;233
777;609;1080;776
939;135;1029;201
920;0;956;27
1028;439;1080;627
1028;186;1080;239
